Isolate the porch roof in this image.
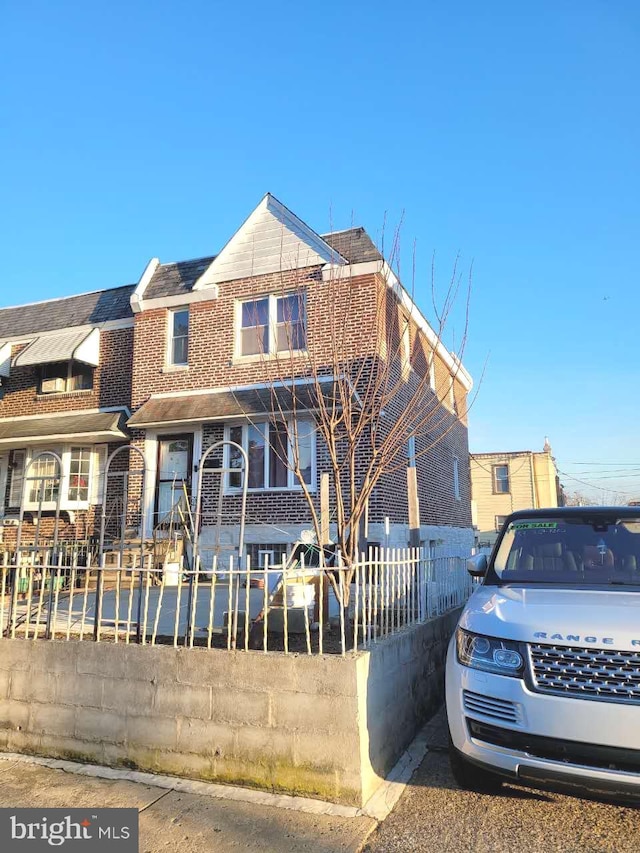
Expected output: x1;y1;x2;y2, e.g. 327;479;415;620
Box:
128;381;338;429
0;410;129;446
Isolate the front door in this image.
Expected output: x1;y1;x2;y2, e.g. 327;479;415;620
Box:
154;435;193;526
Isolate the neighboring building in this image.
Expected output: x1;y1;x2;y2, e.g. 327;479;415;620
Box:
0;287;134;544
470;439;562;548
0;193;474;560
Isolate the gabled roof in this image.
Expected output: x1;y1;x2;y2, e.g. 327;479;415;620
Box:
192;194;348;289
0;284;135;340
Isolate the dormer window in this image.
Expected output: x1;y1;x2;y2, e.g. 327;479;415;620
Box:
39;362;94;394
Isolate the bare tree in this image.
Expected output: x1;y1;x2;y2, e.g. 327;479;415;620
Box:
233;224;475;610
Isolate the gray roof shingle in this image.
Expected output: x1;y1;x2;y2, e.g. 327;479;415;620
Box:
128;380;339;428
143;256;217;300
0;284;135;340
0;228;383;333
321;228;383;264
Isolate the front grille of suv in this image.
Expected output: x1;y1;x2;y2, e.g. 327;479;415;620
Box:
529;643;640;704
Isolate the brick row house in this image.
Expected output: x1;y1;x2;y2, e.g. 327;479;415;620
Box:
0;194;474;562
0;287;134;548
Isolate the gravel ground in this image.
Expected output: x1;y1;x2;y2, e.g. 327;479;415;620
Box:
364;710;640;853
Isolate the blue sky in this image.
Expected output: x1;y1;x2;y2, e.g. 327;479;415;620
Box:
2;1;639;500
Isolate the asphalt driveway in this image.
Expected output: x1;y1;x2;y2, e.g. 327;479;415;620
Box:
364;710;640;853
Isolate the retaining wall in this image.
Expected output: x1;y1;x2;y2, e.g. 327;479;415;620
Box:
0;609;460;807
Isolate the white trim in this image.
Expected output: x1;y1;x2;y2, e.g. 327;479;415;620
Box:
0;343;10;378
73;327;100;366
149;375;334;401
193;194;348;290
321;260;473;391
135;286;219;313
130;258;159;313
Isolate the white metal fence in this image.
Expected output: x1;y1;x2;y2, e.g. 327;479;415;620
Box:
0;547;474;656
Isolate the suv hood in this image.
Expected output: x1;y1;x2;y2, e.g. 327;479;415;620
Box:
460;585;640;651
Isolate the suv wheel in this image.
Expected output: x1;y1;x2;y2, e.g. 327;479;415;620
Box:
449;744;504;793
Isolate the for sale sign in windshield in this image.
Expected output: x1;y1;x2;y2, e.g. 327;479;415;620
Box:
0;808;138;851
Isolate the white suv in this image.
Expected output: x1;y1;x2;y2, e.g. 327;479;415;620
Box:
446;507;640;802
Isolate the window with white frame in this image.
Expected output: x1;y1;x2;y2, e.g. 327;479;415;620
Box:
238;293;306;357
453;455;461;500
168;308;189;365
9;446;104;510
225;420;314;491
495;514;509;532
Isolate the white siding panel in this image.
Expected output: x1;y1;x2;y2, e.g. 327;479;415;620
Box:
201;199;338;285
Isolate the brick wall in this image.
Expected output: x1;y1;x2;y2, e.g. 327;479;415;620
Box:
130;265;471;535
0;328;133;417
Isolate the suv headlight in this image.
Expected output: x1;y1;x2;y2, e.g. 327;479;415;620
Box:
456;628;525;678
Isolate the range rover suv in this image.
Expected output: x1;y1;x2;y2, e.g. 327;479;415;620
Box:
446;507;640;801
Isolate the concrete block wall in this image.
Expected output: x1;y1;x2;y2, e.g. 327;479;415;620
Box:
0;608;460;807
355;608;461;803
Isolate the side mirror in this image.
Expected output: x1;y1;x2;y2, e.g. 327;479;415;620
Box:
467;553;488;577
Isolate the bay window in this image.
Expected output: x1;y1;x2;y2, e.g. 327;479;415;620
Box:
225;420;314;491
238;293;306;357
9;445;105;510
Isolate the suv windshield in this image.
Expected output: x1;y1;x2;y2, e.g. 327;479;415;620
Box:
491;515;640;586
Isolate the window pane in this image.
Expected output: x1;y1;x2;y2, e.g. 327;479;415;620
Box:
173;310;189;338
494;465;509;493
247;424;266;489
229;426;243;488
276;294;302;323
241;325;268;356
172;335;188;365
68;363;94;391
276;321;305;352
242;299;269;328
29;453;59;504
269;422;289;488
275;295;305;352
69;447;90;502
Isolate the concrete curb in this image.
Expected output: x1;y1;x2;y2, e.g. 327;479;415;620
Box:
0;716;434;823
